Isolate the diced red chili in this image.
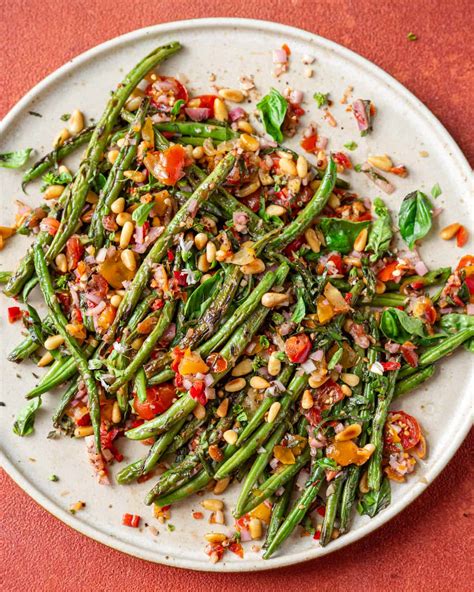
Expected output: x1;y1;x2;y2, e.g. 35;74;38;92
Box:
122;513;141;528
7;306;22;323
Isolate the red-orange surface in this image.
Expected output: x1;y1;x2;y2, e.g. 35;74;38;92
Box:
1;1;473;590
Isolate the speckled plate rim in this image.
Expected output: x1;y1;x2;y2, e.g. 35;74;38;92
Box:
0;17;472;572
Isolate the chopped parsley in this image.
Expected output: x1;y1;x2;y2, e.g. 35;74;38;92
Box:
407;32;418;41
431;183;442;199
344;141;358;151
313;92;329;108
60;113;71;121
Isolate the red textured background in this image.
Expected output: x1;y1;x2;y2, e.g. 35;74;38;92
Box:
1;2;473;590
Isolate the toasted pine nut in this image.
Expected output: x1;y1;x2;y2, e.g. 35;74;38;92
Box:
120;221;134;249
239;133;260;151
206;241;217;263
440;223;461;240
219;88;245;102
258;169;274;186
267;402;281;423
74;426;94;438
250;376;270;390
116;212;132;226
335;424;362;441
261;292;289;308
192;146;204;159
54;128;70;147
86;191;98;204
231;358;253;376
193;403;206;420
341;384;352;397
309;371;329;388
44;184;65;200
279;157;297;176
363;443;376;454
37;351;54;367
305;228;321;253
125;89;144;111
214;98;228;121
353;228;368;252
266;204;287;217
343;256;362;268
367;154;393;171
204;532;227;543
131;337;144;350
107;149;120;165
124;170;146;183
268;352;281;376
68;109;85;135
375;280;386;294
201;499;224;512
224;377;247;392
194;232;208;250
213;477;230;495
296;155;308;178
197;253;210;273
249;517;262;540
287;178;301;194
235;180;261;197
223;429;238;445
359;471;370;493
58;165;71;176
241;258;265;275
44;334;65;350
331;528;340;540
341;373;360;387
112;401;121;424
213;510;225;524
110;294;122;308
216;398;229;418
238;120;254;134
301;389;314;410
328;192;340;209
121;249;136;271
55;253;67;273
215;250;228;262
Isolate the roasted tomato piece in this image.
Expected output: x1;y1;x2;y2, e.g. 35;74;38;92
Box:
285;333;312;363
143;145;186;186
384;411;421;453
66;236;84;271
316;379;344;410
133;382;176;420
145;76;188;112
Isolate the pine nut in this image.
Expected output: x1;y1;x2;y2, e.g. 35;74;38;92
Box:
235;180;261;198
116;212;132;226
218;88;245;102
110;199;125;215
279;157;297;176
335;424;362;441
213;98;228;121
58;165;71;176
328;193;340;209
74;426;94;438
192;146;204;159
110;294;122;308
266;204;287;217
54;128;70;147
250;376;270;390
305;228;321;253
68;109;85;134
213;477;230;495
124;170;146;183
44;184;65;200
341;384;352;397
359;471;369;493
353;228;368;252
37;351;54;367
107;149;120;165
296;155;308;178
267;352;281;376
55;253;67;273
215;250;228;262
131;337;144;350
239;133;260;151
440;223;461;240
193;403;206;420
121;249;136;271
238;120;254;134
249;517;262;540
86;191;98;204
194;232;208;250
213;510;225;524
309;372;329;388
206;241;217;263
44;334;65;350
341;373;360;387
287;178;301;194
223;429;238;445
216;398;229;418
112;401;121;424
241;258;265;275
120;221;134;249
201;499;224;512
125;89;144;111
367;154;393;171
231;358;253;376
224;377;247;392
197;253;210;273
204;532;227;543
363;443;376;455
344;256;362;268
375;280;386;294
261;292;289;308
258;169;274;186
301;389;314;409
267;402;281;423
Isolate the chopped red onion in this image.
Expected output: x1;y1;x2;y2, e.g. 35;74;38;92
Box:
467;304;474;315
301;359;316;374
334;363;343;373
310;349;324;362
132;226;164;254
233;211;249;233
204;374;214;387
86;300;106;317
432;206;444;218
316;136;328;150
289;89;304;104
385;341;401;354
228;107;246;122
273;49;288;64
184;107;211;122
414;261;429;276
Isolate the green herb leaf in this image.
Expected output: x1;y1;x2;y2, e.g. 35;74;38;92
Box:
13;397;42;436
60;113;71;121
319;218;371;254
367;197;393;261
41;170;73;191
328;347;343;370
440;313;474;333
407;32;418;41
358;476;391;517
380;308;426;343
313;92;329;108
183;271;223;320
291;290;306;323
256;88;288;143
272;312;285;325
354;164;362;172
132;202;155;226
49;474;59;482
259;335;270;349
0;148;33;169
398;190;434;249
315;457;339;470
344;141;358;151
171;99;185;117
431;183;442;199
464;337;474;353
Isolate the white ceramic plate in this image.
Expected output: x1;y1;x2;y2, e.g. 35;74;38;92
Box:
0;18;472;572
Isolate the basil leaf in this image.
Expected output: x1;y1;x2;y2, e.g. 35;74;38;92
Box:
380;308;426;343
171;99;185;117
367;197;393;261
291;290;306;323
344;141;358;151
315;457;339;470
256;88;287;143
132;202;155;226
0;148;33;169
357;476;391;517
440;313;474;333
183;271;223;320
398;190;434;249
319;218;371;254
13;397;42;436
431;183;442;199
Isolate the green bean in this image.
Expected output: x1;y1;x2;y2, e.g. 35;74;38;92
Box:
52;380;79;427
154;121;237;141
264;480;294;549
320;472;345;546
0;271;12;283
394;365;435;398
371;293;408;307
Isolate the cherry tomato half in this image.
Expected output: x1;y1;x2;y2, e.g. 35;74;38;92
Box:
300;134;318;153
285;333;312;364
143;145;186;186
384;410;421;453
145;76;188;112
133;382;177;420
456;255;474;271
377;261;398;282
316;379;344;410
66;236;84;271
189;94;219;115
